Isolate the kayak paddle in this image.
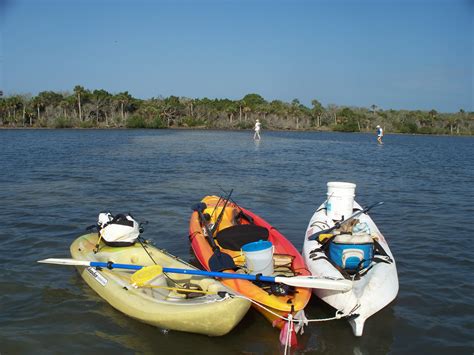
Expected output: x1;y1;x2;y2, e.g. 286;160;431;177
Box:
209;189;233;236
192;199;236;272
38;258;352;291
308;201;384;240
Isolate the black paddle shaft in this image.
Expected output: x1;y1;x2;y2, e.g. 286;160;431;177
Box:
192;202;236;271
197;210;220;251
210;189;234;236
308;201;384;240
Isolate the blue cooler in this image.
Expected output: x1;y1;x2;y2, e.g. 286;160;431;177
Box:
329;234;373;270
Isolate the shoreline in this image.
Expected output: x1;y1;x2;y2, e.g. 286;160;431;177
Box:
0;125;472;137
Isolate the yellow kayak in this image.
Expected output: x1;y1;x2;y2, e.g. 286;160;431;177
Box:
70;233;250;336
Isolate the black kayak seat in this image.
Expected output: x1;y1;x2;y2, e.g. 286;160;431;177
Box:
215;224;269;251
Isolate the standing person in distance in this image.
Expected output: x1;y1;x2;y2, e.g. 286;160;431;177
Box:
376;125;384;144
254;119;261;140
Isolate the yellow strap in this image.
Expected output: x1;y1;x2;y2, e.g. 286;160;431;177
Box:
101;269;216;295
94;232;103;253
138;285;216;295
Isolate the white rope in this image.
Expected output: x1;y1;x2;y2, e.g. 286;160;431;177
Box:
306;309;347;322
284;313;293;355
221;293;356;353
227;293;352;323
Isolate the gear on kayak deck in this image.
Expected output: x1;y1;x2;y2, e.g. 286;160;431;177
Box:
254;280;296;296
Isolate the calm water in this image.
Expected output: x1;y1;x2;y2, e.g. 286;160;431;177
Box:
1;129;473;354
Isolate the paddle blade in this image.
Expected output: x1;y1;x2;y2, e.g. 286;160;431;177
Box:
130;265;163;287
38;258;90;267
192;202;207;212
208;251;236;272
275;276;352;291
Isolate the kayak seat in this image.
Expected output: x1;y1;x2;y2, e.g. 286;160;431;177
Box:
215;224;269;251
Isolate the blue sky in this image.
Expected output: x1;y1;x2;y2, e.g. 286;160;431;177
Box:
1;0;472;112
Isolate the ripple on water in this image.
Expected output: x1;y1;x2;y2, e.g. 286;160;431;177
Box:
1;130;473;353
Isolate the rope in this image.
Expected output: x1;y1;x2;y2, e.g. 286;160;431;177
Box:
306;309;347;322
94;231;103;254
284;314;293;355
228;294;352;323
137;237;158;265
223;293;351;353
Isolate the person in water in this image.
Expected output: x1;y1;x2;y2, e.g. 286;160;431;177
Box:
254;119;261;140
376;125;384;144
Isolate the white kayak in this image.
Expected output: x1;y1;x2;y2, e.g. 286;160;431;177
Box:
303;200;399;336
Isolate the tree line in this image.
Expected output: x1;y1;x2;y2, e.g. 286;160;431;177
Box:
0;86;472;135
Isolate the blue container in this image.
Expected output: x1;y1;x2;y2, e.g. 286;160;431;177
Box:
241;240;272;252
329;240;373;270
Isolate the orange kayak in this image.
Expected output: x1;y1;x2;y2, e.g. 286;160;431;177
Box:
189;195;311;327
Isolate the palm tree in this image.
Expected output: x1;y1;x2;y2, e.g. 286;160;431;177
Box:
326;104;338;125
370;104;377;115
238;100;244;123
115;91;132;122
19;94;31;126
91;89;111;125
243;106;251;122
225;102;238;125
311;99;324;127
74;85;85;121
291;99;301;129
31;95;45;125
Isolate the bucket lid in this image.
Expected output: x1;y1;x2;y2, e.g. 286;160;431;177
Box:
327;181;356;189
242;240;272;252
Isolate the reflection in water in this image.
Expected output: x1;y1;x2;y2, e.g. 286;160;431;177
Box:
94;330;157;355
254;137;261;150
313;302;396;355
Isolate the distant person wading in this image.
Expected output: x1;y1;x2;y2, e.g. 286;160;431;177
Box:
376;125;384;144
254;119;261;140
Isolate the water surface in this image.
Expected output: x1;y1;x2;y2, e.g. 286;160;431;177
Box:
1;129;473;354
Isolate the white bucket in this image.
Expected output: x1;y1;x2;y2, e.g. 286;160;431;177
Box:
241;240;274;276
326;182;356;220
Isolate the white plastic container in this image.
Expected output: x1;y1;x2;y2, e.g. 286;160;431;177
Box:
326;182;356;220
241;240;274;276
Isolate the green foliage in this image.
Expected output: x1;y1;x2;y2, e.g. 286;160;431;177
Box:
54;117;74;128
396;122;418;134
79;120;95;128
236;121;254;129
242;93;266;108
418;126;445;135
181;116;206;127
147;116;166;129
333;122;359;132
126;115;147;128
1;86;472;135
126;114;166;129
334;108;360;132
